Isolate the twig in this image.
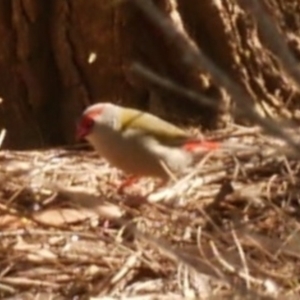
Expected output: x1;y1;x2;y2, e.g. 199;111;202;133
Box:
0;129;6;148
0;277;60;288
231;226;250;289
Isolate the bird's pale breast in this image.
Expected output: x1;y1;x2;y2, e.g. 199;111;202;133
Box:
87;126;170;179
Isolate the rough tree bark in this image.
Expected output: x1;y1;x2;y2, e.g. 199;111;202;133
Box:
0;0;299;149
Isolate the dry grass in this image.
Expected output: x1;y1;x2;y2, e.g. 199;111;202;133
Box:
0;125;300;299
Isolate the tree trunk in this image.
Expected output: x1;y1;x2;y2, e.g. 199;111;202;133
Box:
0;0;299;149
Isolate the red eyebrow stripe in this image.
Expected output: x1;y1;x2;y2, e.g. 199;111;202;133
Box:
85;107;103;119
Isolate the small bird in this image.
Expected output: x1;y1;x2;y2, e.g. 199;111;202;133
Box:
76;102;221;182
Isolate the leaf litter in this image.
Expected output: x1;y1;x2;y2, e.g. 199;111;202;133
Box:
0;125;300;299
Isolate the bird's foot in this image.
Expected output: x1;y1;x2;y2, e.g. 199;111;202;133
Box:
117;175;140;194
143;179;168;198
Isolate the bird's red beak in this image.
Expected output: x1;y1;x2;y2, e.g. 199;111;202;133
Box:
76;115;95;141
76;124;88;141
76;111;97;141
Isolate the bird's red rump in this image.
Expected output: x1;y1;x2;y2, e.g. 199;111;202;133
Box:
183;140;220;151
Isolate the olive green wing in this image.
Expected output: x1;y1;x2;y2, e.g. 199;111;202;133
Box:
119;107;190;145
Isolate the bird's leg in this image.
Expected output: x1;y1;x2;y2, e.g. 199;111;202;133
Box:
117;175;140;194
104;174;140;194
153;178;168;190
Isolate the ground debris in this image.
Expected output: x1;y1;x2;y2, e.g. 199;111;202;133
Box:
0;126;299;299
